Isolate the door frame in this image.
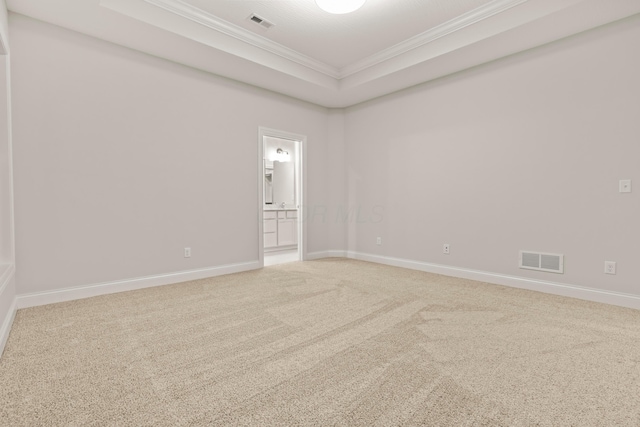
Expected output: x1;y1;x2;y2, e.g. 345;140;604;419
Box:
258;127;307;267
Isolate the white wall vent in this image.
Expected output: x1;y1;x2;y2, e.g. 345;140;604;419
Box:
519;251;564;274
248;14;275;30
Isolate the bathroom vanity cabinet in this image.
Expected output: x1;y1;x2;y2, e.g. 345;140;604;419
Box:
264;210;298;249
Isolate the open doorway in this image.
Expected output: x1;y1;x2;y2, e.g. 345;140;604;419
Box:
258;127;306;267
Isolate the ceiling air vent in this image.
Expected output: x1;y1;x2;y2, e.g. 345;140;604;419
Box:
248;14;275;30
519;251;564;274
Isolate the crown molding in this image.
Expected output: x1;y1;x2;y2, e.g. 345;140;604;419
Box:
144;0;531;80
15;0;640;107
339;0;530;78
144;0;341;78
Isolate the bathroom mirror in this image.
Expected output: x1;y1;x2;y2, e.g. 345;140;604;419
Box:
265;161;295;207
273;161;295;207
264;138;297;209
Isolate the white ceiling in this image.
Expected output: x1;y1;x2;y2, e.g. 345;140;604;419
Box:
183;0;495;69
6;0;640;107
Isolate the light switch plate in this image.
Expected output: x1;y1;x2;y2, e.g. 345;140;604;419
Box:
619;179;632;193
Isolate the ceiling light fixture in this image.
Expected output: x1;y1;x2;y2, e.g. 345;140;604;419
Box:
315;0;366;14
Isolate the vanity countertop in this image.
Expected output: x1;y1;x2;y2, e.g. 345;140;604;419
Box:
264;206;297;211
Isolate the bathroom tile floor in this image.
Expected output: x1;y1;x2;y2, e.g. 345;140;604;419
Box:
264;249;299;267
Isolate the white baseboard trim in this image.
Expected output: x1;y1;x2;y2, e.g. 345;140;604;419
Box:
0;263;15;298
0;295;17;359
16;260;261;309
306;250;348;260
0;264;16;358
0;299;17;358
339;251;640;310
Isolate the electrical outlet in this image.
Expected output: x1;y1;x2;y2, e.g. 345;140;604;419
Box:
619;179;632;193
376;237;382;245
184;247;191;258
443;244;450;254
604;261;616;275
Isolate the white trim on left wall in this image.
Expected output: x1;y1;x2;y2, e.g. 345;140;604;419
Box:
0;297;16;357
15;260;260;309
0;264;16;358
0;19;17;359
0;260;260;359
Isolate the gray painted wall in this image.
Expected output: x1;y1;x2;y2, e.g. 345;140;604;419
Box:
6;11;640;306
344;14;640;296
10;14;344;294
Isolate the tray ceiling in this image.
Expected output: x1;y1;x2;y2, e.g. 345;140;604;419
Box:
6;0;640;107
182;0;495;69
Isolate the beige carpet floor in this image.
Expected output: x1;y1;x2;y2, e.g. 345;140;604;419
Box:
1;258;639;426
